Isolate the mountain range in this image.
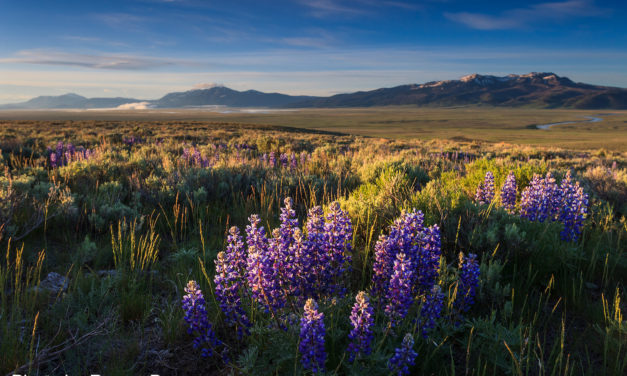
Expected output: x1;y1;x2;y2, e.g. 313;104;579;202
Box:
2;72;626;110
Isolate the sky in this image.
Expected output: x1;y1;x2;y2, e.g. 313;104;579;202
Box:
1;0;626;103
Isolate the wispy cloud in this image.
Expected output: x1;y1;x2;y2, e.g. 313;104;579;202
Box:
280;30;337;48
94;13;152;32
298;0;368;17
445;0;606;30
61;35;130;48
0;50;199;70
297;0;418;18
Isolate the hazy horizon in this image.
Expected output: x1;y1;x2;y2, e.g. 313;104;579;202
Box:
1;0;626;104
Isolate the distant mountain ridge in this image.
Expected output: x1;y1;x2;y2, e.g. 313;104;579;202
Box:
0;93;142;109
288;72;627;109
1;72;626;109
155;86;318;108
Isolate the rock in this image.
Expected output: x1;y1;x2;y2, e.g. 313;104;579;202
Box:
97;270;118;278
39;272;68;292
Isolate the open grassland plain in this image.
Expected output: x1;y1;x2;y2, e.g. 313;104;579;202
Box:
0;118;626;375
1;107;626;150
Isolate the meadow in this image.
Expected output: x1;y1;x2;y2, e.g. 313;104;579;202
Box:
1;107;626;150
0;116;626;375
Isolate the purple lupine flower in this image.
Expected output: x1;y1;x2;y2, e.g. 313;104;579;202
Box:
300;152;307;169
347;291;375;362
559;171;588;241
419;285;443;338
261;153;268;165
299;299;326;374
290;152;298;170
48;141;93;168
385;252;414;326
49;152;58;168
123;136;143;146
272;197;299;296
538;172;560;222
388;333;418;376
269;151;276;167
302;206;327;298
182;147;210;168
322;201;352;296
475;171;495;205
214;252;251;338
292;228;313;299
246;215;284;313
226;226;247;278
456;253;480;313
500;171;517;213
279;153;289;168
182;280;220;357
417;224;441;295
520;174;544;221
372;210;439;300
55;141;64;156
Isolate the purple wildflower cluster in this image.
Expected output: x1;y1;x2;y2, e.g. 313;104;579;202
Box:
215;199;352;321
182;205;483;370
47;141;93;168
372;210;441;305
261;151;310;171
347;291;375;362
181;280;220;357
245;214;285;313
475;171;495;205
371;210;481;336
181;147;212;168
388;333;418;376
299;299;326;374
420;285;444;338
456;253;480;313
520;172;561;222
558;171;588;241
214;227;251;337
385;252;414;326
519;171;588;241
123;136;143;147
500;171;517;213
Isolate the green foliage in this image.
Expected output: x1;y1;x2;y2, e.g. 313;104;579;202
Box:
0;119;625;374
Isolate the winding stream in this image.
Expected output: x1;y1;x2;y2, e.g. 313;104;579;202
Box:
536;116;603;130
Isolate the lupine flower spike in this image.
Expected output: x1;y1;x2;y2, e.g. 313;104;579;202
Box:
456;253;480;313
214;251;251;338
500;171;517;212
385;252;414;326
299;299;326;374
559;171;588;241
181;280;220;357
347;291;375;362
420;285;444;338
388;333;418;376
475;171;495;205
323;201;352;296
246;215;285;313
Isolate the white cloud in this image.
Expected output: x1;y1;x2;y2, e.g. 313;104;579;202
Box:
114;101;155;110
0;50;203;70
445;0;605;30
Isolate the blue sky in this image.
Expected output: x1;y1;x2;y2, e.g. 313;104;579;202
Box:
1;0;626;103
